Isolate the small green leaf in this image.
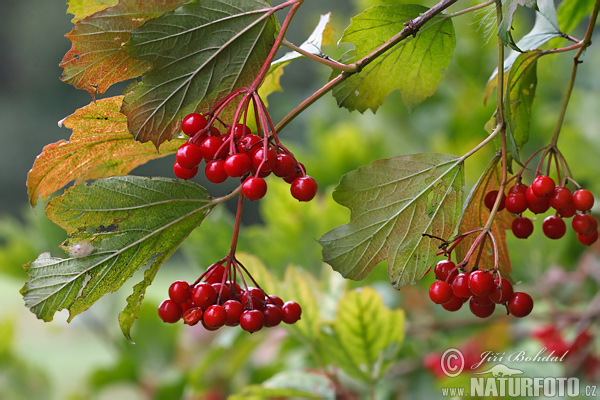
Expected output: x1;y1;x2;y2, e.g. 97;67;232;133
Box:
558;0;595;33
319;154;464;288
321;287;404;383
122;0;278;147
66;0;118;23
332;4;455;112
21;176;214;339
262;371;336;400
283;266;321;340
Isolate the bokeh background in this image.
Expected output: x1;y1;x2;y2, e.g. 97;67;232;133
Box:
1;0;599;399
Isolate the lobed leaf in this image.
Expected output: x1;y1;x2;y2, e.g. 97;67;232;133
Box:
61;0;190;95
21;176;214;340
319;153;464;289
455;157;513;277
27;96;184;207
332;5;455;112
122;0;278;147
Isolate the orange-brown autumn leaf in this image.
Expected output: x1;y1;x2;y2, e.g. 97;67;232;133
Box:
60;0;189;95
455;157;514;278
27;96;184;206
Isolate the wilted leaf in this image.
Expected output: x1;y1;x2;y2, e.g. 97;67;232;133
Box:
320;287;404;383
67;0;118;23
320;154;464;289
455;157;513;277
21;176;214;340
332;5;455;112
61;0;189;95
27;96;184;207
122;0;278;147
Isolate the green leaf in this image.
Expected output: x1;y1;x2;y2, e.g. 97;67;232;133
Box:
122;0;278;147
27;96;184;207
66;0;118;23
262;371;336;400
497;0;537;49
282;266;321;340
321;287;404;383
558;0;595;33
319;154;464;288
61;0;189;95
332;4;455;112
21;176;214;340
229;386;322;400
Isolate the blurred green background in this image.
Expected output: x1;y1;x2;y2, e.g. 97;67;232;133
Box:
1;0;599;399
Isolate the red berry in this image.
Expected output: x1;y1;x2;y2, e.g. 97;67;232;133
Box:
212;283;231;303
512;217;534;239
200;136;226;160
526;186;551;213
505;193;528;214
434;260;456;282
182;113;208;136
531;175;555;197
223;300;244;326
469;297;495;318
509;183;528;195
240;310;265;333
451;273;471;298
169;280;191;304
158;299;183;323
224;153;252;177
488;278;514;304
237;134;261;155
242;177;267;200
484;190;506;211
242;287;266;310
267;295;284;308
176;143;203;169
428;281;454;304
182;307;203;326
173;163;198;180
205;264;226;284
572;189;594;211
468;270;495;296
572;214;598;235
228;124;251;140
550;187;573;210
282;301;302;324
205;160;228;183
273;153;297;178
558;202;577;218
203;305;228;329
442;295;464;311
263;304;283;327
252;146;278;173
191;283;218;309
542;215;566;239
577;230;599;246
291;176;318;202
507;292;534;317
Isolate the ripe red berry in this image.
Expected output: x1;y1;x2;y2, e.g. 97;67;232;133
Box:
526;186;551;213
223;300;244;326
158;299;183;323
531;175;555;197
211;283;231;303
509;183;528;195
169;280;191;304
228;124;251;139
205;160;228;183
182;307;203;326
240;309;265;333
512;216;534;239
572;189;594;211
242;287;266;310
252;146;278;173
237;134;261;155
191;283;218;309
505;193;528;214
434;259;456;282
273;153;297;178
442;295;464;311
451;272;471;298
291;176;318;202
200;136;226;160
550;187;573;210
558;202;577;218
182;113;208;136
267;295;284;308
468;270;495;297
469;297;495;318
205;264;226;284
428;281;454;304
542;215;566;239
203;305;228;329
484;190;506;211
224;153;252;177
173;163;198;180
572;214;598;236
176;143;204;169
507;292;534;317
282;301;302;324
577;230;599;245
242;177;267;200
488;278;514;304
263;304;284;327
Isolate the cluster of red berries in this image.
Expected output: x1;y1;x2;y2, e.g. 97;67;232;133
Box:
428;259;533;318
157;264;302;333
173;113;317;202
484;175;597;245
